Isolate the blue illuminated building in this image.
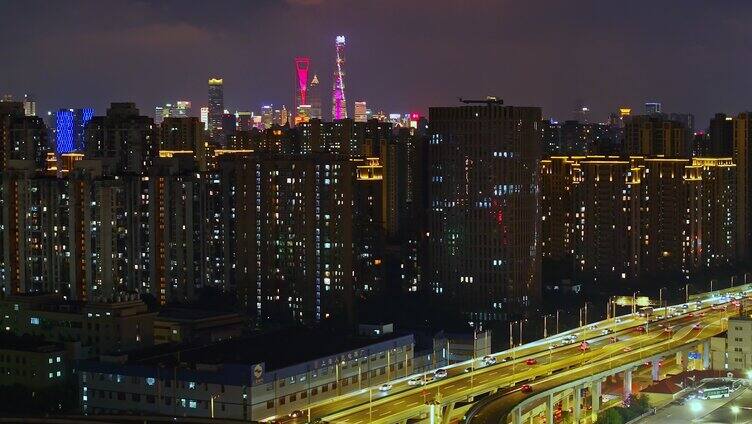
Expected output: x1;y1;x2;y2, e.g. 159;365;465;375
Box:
55;107;94;153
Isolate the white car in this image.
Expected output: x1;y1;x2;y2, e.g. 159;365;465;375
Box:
600;329;613;335
482;355;497;366
434;369;448;378
408;375;433;386
588;324;598;330
615;318;622;323
379;383;393;392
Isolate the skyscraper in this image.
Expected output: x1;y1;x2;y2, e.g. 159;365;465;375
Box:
55;108;94;153
295;57;310;109
331;36;348;120
427;100;542;321
200;107;209;131
155;101;192;125
208;78;224;141
22;94;36;117
354;101;367;123
308;74;322;120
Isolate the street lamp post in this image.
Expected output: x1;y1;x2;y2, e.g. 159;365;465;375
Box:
731;405;740;423
556;310;561;334
509;321;514;350
210;394;220;419
685;284;690;303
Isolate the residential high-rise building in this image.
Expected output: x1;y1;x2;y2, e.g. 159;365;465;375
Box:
708;113;734;156
624;114;688;157
235;153;354;325
331;36;348;120
208;78;224;141
55;108;94;153
427;101;541;321
694;158;737;269
354;101;367;123
573;159;641;284
733;112;752;263
84;103;157;174
261;105;273;129
0;102;51;170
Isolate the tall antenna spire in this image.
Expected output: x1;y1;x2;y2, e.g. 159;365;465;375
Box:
331;35;348;120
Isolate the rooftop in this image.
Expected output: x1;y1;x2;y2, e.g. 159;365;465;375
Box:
0;332;65;353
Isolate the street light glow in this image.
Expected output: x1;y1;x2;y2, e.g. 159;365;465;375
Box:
731;405;740;414
690;400;703;413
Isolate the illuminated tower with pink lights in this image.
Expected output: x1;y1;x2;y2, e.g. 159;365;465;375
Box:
331;35;348;120
295;57;310;107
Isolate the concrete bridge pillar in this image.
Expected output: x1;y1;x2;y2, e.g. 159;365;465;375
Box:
591;379;602;421
651;357;661;381
441;402;454;424
573;384;583;423
702;340;711;370
512;406;522;424
623;368;633;398
546;392;554;424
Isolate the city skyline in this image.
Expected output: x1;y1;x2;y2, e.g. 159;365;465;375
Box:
3;1;752;124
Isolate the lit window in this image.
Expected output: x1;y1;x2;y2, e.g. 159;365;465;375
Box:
30;317;40;325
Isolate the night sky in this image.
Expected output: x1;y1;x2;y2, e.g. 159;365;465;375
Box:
2;0;752;125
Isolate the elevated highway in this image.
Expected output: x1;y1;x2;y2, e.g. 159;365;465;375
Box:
264;284;752;424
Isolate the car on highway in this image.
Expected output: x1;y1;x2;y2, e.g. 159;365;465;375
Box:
623;346;633;352
609;336;619;343
502;356;513;362
407;375;433;386
634;326;646;333
615;317;622;323
664;326;674;333
289;410;304;418
693;323;702;330
525;358;538;365
434;369;448;378
464;366;473;373
601;329;614;335
379;383;393;392
482;355;497;366
588;324;598;330
521;384;533;393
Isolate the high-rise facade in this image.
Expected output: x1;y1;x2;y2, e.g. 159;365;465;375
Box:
55;108;94;153
208;78;224;141
354;101;367;123
308;74;322;120
331;36;348;120
427;102;541;321
624;114;689;157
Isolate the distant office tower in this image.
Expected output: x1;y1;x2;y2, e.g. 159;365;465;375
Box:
235;111;253;131
295;57;310;109
55;108;94;153
308;74;322;119
274;106;289;126
22;94;36;117
645;102;662;115
155;101;192;125
84;103;157;174
261;105;273;129
331;36;348;120
200;107;209;131
427;101;541;321
208;78;224;140
624;114;688;157
354;101;367;122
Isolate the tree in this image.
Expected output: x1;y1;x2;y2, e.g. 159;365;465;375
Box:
597;408;624;424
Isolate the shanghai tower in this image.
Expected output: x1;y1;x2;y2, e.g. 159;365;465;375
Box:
331;35;348;120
